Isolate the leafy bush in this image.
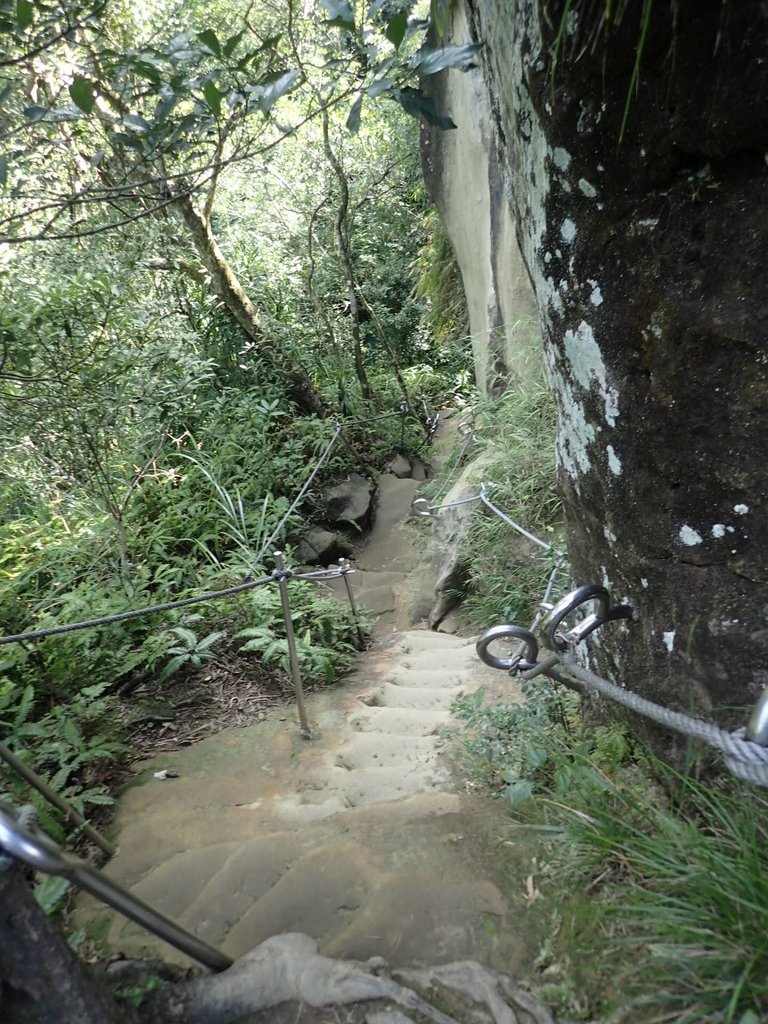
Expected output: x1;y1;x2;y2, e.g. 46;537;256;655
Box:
235;580;364;686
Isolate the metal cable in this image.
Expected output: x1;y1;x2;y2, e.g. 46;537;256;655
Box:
555;652;768;787
479;489;563;556
0;574;274;647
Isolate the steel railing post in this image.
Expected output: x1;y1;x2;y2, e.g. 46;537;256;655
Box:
273;552;311;738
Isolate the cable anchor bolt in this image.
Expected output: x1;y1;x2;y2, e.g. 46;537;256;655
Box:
542;583;634;652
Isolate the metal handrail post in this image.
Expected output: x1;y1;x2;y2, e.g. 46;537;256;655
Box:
0;740;116;856
273;552;311;738
338;559;365;647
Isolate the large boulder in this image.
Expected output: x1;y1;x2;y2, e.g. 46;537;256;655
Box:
323;474;374;530
296;529;352;566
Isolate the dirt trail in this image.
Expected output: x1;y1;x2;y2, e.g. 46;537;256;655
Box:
79;435;537;976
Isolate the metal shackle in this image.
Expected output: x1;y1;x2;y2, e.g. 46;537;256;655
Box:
543;584;633;651
476;625;540;673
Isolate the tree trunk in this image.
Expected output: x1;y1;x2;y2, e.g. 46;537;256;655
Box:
174;196;327;417
0;863;132;1023
321;114;374;401
458;0;768;747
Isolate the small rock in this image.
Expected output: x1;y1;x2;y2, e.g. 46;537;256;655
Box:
296;529;352;565
437;615;459;635
324;474;374;528
153;770;180;780
387;454;412;479
410;459;429;482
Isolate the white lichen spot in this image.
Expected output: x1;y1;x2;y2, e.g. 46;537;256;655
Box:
734;504;749;515
727;526;735;533
554;373;596;482
679;525;703;546
662;631;676;654
604;526;617;543
578;178;597;198
600;566;612;590
597;164;605;172
711;524;726;538
560;218;577;243
638;218;659;229
590;285;603;306
606;444;622;476
544;251;552;264
563;321;620;427
559;279;569;292
552;147;571;171
641;578;649;589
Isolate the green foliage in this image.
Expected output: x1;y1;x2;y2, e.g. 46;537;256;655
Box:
458;345;563;627
157;626;225;681
235;581;363;686
455;672;768;1022
413;210;469;345
452;680;581;803
532;757;768;1023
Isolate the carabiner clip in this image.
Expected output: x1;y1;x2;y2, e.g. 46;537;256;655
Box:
543;584;633;652
476;625;539;674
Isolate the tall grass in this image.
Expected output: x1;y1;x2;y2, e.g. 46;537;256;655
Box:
460;349;564;627
526;739;768;1022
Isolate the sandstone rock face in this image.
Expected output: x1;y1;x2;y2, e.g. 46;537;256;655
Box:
438;1;768;728
420;4;540;398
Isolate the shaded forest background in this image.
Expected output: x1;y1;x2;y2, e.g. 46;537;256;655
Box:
0;0;474;831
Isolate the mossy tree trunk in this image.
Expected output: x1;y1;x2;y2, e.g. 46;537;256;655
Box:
174;196;327;418
461;0;768;746
0;864;133;1023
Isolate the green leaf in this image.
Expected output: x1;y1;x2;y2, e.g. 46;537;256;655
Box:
223;30;245;57
319;0;355;30
202;80;222;116
197;29;221;57
122;113;152;133
69;75;95;115
257;69;300;113
346;93;362;133
23;104;47;122
34;875;70;915
367;78;393;98
16;0;33;29
412;43;482;76
385;12;408;49
393;87;456;130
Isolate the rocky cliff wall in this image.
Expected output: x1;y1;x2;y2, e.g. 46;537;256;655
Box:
452;0;768;727
420;5;539;397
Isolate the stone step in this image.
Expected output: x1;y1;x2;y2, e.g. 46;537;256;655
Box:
382;667;469;689
395;631;471;653
334;733;441;771
366;682;465;711
298;764;446;808
349;706;452;736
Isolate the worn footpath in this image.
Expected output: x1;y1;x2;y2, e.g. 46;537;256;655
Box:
78;439;536;978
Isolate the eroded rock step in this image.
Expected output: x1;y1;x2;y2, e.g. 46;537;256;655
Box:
78;622;525;973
